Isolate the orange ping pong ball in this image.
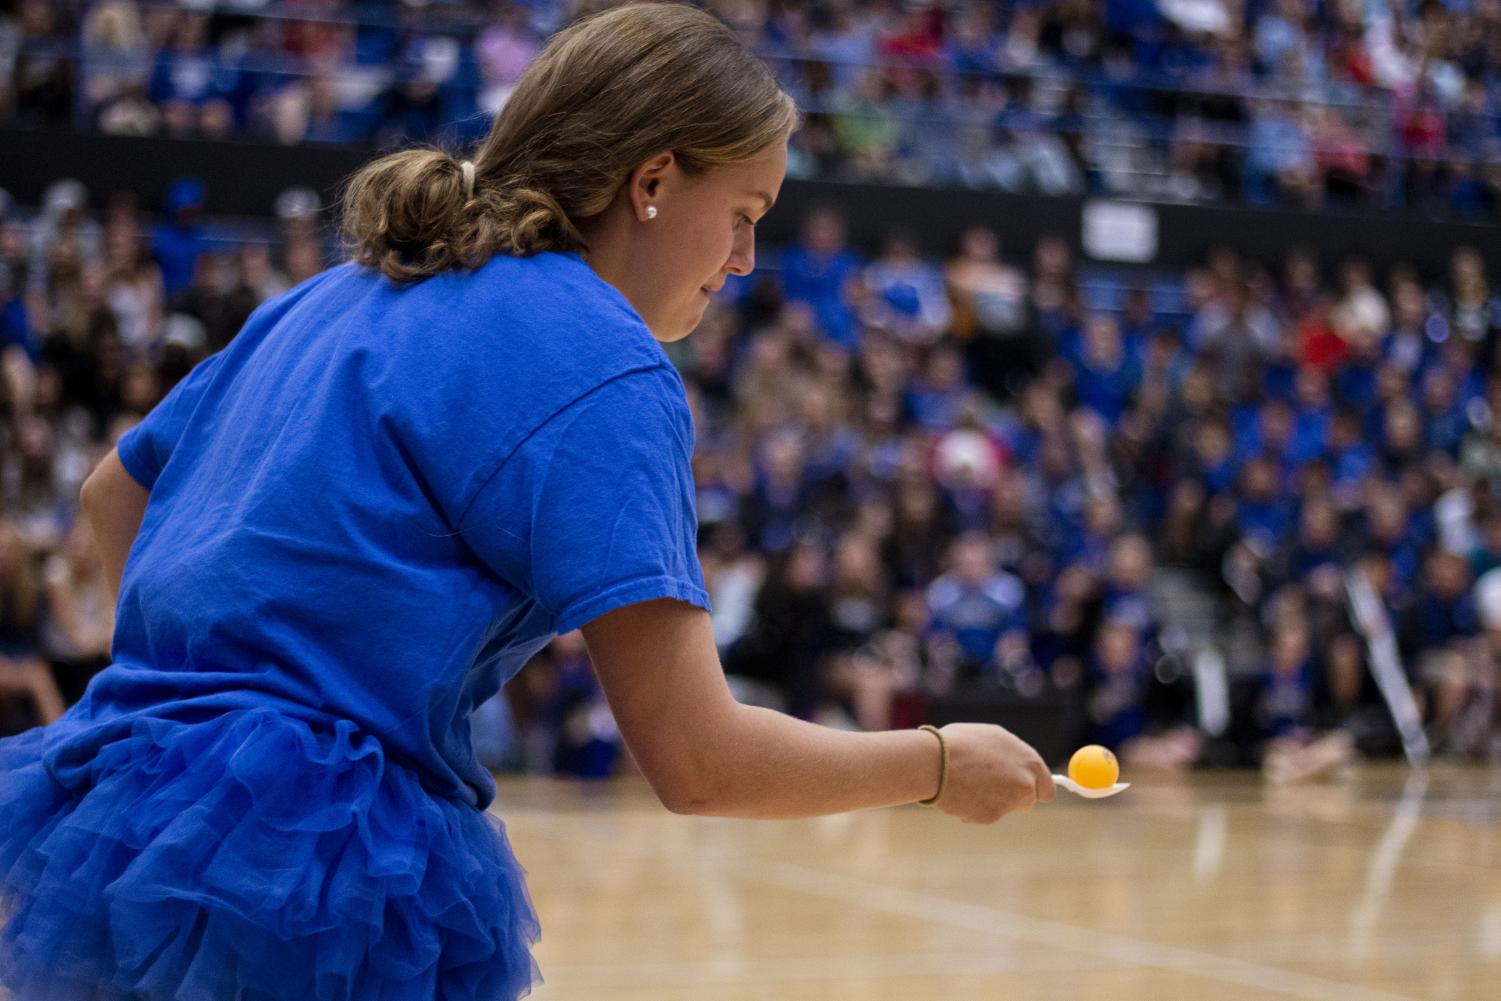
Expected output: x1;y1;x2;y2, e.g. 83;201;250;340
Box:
1067;745;1120;790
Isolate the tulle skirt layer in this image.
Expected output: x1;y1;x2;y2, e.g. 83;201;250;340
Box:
0;707;541;1001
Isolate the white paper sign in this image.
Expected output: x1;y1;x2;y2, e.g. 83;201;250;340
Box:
1082;200;1159;263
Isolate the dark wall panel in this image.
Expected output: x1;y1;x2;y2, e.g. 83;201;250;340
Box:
3;129;1496;278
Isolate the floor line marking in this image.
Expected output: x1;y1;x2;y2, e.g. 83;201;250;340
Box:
725;857;1421;1001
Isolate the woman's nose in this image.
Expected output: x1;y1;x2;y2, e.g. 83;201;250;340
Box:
727;230;755;276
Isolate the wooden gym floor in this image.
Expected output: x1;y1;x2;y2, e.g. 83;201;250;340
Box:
500;764;1501;1001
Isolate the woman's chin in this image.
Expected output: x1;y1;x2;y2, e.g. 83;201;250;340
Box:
646;295;712;343
649;318;696;344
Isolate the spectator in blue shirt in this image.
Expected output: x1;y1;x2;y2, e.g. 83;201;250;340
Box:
1059;494;1124;577
1326;408;1375;500
150;177;207;298
1420;366;1470;456
1236;456;1295;554
1256;624;1360;781
1361;489;1425;599
863;232;952;345
1289;366;1333;464
1400;550;1480;671
1244;98;1319;206
740;428;811;556
945;7;998;75
1;283;39;366
1101;533;1158;640
1400;550;1484;748
1377;398;1428;478
1085;617;1150;749
925;532;1029;681
780;208;862;348
1257;619;1315;742
1190;417;1240;498
1086;616;1203;769
1070;313;1137;424
148;12;238;139
907;344;973;431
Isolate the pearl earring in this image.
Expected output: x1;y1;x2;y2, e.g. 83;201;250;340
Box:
646;206;658;220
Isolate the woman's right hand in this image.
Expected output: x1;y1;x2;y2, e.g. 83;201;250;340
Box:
930;723;1055;823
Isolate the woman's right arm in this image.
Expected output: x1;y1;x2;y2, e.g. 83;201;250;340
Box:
79;449;151;605
581;597;1055;822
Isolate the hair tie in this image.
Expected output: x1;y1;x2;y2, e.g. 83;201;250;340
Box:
460;160;476;199
917;725;948;807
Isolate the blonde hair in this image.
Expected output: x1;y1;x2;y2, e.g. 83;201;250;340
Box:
341;3;799;284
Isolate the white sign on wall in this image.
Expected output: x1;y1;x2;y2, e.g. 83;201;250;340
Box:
1082;200;1159;263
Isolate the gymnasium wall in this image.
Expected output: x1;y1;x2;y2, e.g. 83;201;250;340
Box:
5;129;1496;279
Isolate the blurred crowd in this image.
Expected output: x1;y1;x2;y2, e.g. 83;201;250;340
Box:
678;209;1501;780
3;169;1501;779
3;0;1501;217
0;177;328;732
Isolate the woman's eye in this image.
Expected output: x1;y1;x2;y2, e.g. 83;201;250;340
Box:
738;215;755;228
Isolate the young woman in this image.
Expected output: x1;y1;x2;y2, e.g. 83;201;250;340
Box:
0;6;1053;1000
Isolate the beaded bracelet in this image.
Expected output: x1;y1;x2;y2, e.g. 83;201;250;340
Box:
916;724;948;807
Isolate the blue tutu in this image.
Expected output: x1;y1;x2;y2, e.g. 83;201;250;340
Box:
0;708;541;1001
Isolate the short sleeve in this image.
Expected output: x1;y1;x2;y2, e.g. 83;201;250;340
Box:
457;366;710;635
116;350;226;490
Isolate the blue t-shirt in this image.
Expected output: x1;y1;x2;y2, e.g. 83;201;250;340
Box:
63;251;709;810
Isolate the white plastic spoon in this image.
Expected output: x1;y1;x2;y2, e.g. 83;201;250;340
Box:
1051;774;1131;799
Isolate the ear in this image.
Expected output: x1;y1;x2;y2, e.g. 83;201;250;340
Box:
626;152;676;222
